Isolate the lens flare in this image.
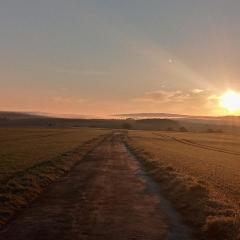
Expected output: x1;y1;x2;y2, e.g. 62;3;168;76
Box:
219;90;240;113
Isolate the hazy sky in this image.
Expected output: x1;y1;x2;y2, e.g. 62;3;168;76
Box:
1;0;240;116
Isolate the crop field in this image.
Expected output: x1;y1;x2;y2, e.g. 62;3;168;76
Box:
0;127;110;226
0;127;108;182
128;130;240;201
127;130;240;239
0;128;240;239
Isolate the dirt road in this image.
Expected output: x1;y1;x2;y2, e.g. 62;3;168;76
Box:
1;134;193;240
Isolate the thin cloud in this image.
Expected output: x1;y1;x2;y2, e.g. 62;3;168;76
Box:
134;90;190;103
192;89;204;94
132;88;224;115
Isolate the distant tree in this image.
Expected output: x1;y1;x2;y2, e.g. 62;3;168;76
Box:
126;118;135;121
0;117;8;122
179;126;188;132
166;127;174;131
48;122;54;127
122;123;132;129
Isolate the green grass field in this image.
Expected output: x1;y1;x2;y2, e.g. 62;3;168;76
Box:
0;127;108;182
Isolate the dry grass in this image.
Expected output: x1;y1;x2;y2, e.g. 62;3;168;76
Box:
126;130;240;239
0;127;109;227
0;127;108;182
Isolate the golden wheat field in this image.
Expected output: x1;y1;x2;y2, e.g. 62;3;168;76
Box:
128;130;240;202
126;130;240;239
0;127;110;226
0;127;108;182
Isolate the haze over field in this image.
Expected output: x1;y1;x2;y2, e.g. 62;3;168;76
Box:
1;1;240;117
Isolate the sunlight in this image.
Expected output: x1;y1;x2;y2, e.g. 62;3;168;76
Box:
219;90;240;113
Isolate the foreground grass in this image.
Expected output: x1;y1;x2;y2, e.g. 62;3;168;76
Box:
0;127;109;226
126;130;240;240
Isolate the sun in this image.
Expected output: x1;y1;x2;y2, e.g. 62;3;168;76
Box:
219;90;240;113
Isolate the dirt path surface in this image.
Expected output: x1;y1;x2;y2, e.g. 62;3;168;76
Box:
1;134;193;240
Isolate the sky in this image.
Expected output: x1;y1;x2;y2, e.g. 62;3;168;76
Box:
1;0;240;117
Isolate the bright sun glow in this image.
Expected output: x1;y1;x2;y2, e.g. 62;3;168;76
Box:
219;90;240;113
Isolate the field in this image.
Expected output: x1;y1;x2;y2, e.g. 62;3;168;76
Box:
0;127;109;225
128;131;240;201
1;127;240;239
127;130;240;239
0;127;108;182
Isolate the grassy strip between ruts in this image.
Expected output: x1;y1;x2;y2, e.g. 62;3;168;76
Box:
0;134;109;228
124;135;240;240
